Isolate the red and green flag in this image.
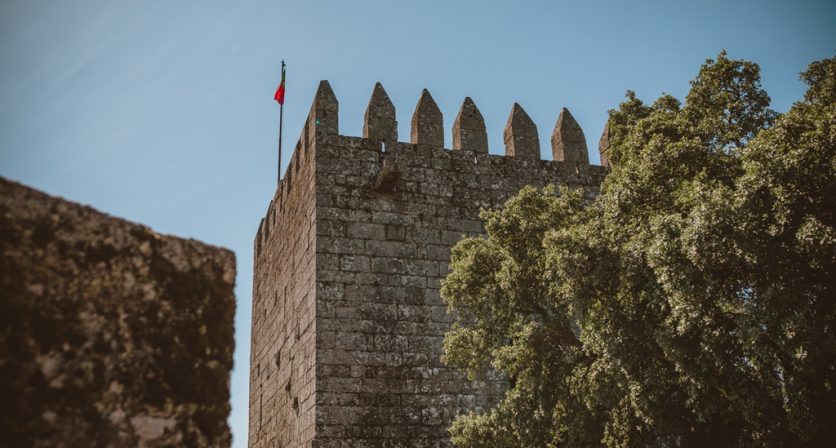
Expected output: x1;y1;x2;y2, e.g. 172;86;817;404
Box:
274;61;286;105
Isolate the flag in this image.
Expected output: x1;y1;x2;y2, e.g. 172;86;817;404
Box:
274;61;286;105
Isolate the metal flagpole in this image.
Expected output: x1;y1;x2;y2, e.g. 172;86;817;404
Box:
277;60;285;184
278;99;284;184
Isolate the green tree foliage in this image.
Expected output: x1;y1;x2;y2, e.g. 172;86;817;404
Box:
442;53;835;447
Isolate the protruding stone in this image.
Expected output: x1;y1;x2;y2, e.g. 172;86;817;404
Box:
503;103;540;159
452;97;488;152
363;82;397;143
551;108;589;163
410;89;443;147
375;151;402;192
598;122;611;167
308;80;338;135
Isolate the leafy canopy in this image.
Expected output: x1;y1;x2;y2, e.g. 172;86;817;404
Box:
442;53;835;447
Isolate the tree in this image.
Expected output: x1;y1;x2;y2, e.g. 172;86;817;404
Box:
441;53;835;447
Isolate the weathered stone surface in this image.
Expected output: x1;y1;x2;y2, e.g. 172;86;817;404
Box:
598;122;612;167
374;150;402;192
250;82;608;448
309;80;339;136
551;107;589;163
503;103;540;158
410;89;443;147
363;82;397;143
452;97;488;152
0;177;236;448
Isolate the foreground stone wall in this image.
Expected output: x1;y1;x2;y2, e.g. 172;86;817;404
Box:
0;178;236;447
251;81;606;447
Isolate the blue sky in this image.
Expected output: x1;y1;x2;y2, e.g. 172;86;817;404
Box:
1;0;833;446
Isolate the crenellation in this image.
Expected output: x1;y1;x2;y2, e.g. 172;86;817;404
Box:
250;80;607;448
286;160;294;194
551;107;590;163
364;82;398;143
598;122;612;167
255;218;264;256
264;200;272;238
410;89;444;147
309;80;339;136
452;97;488;152
503;103;540;158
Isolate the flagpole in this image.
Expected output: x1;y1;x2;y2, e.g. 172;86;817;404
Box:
278;101;283;184
277;59;285;184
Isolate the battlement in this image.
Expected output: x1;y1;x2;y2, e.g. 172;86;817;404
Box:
249;81;608;447
255;81;608;258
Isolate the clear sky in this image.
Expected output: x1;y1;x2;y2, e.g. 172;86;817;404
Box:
1;0;833;446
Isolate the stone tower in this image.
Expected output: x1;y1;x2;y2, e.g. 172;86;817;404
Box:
248;81;607;447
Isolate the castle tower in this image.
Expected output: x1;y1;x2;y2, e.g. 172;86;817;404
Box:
249;81;607;447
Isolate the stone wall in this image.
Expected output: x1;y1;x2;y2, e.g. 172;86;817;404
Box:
249;101;320;447
0;178;236;447
251;81;607;447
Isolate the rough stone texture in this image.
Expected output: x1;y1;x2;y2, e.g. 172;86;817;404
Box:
503;103;540;159
551;107;590;164
250;82;607;448
452;97;488;153
0;177;236;448
363;82;398;144
250;112;322;447
410;89;444;147
598;122;612;168
309;81;339;138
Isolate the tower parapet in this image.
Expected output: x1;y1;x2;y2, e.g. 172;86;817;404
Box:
250;81;607;448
